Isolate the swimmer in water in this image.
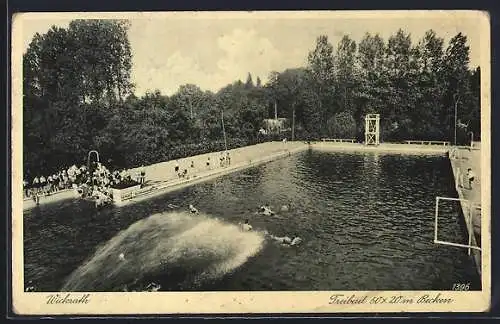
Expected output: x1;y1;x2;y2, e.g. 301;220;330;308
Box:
241;219;253;231
25;280;36;292
145;282;161;292
267;232;302;246
189;204;198;214
259;204;274;216
119;253;126;261
289;236;303;246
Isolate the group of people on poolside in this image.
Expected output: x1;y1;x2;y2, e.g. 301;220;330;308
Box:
219;151;231;167
82;163;148;208
174;159;195;179
173;151;232;180
24;164;90;199
74;162;125;207
25;161;147;207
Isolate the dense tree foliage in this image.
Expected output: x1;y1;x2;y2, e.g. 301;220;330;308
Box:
23;20;481;178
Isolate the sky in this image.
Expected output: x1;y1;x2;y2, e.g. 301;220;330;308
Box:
18;11;485;96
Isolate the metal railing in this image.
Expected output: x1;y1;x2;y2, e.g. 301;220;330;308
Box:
321;138;356;143
434;196;481;256
406;140;450;146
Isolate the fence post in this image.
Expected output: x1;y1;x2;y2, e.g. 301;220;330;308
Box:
434;197;439;242
468;201;473;256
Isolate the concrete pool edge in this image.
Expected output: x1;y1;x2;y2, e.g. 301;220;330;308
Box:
311;142;449;155
22;189;75;211
113;144;311;207
448;149;482;276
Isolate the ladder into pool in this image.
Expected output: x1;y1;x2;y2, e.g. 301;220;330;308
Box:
434;196;481;259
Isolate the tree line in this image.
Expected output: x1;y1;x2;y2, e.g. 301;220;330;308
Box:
23;20;480;178
301;30;479;144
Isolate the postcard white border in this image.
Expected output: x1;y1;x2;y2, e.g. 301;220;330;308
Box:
11;10;491;315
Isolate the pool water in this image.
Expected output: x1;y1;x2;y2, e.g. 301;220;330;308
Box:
23;149;481;291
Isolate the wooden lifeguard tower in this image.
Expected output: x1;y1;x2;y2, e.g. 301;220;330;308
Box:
364;114;380;145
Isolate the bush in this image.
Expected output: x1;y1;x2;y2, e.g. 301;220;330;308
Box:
327;111;356;138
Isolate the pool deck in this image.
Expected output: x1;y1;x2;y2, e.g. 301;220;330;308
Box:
22;141;309;210
311;142;449;154
448;145;482;275
113;141;310;207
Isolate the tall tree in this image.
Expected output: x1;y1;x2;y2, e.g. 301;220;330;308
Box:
256;76;262;87
384;29;414;140
66;19;133;104
355;33;387;140
307;35;336;135
442;32;472;144
271;68;321;139
335;35;358;114
412;30;446;139
467;67;481;139
170;84;205;119
245;73;254;89
23;19;133;175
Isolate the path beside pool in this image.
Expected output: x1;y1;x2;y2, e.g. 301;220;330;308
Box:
449;145;482;274
311;141;449;154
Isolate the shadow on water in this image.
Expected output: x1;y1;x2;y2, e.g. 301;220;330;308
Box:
24;149;481;291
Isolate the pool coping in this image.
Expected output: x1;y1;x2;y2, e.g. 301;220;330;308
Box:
311;142;449;155
113;144;311;207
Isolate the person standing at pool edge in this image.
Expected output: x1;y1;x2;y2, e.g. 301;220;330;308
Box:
220;152;226;167
467;168;475;189
174;160;180;178
23;179;28;197
140;165;146;187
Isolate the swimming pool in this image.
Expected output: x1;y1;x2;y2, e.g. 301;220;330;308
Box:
23;149;480;291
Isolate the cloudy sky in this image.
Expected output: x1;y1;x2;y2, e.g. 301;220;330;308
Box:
18;11;484;96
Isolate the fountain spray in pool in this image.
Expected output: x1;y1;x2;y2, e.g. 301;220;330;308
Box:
61;211;265;291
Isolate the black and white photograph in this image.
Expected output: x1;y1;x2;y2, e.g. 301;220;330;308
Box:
11;11;491;314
